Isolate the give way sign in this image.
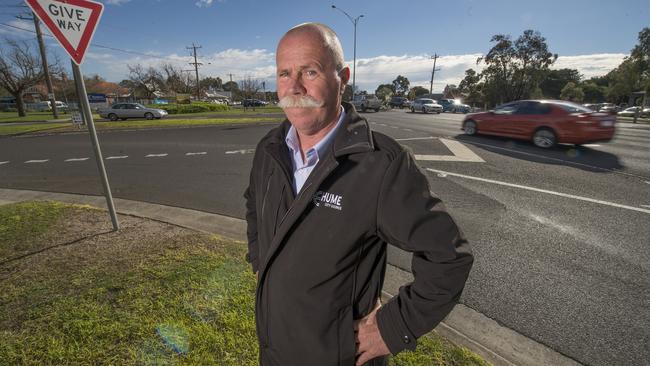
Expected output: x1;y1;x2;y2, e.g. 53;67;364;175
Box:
24;0;104;65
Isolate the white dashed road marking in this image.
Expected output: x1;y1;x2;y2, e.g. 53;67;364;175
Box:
105;156;128;160
65;158;89;162
641;205;650;209
427;168;650;215
395;137;435;141
0;161;9;165
186;152;207;156
225;149;255;155
146;154;168;158
582;144;601;147
25;159;49;164
403;128;413;132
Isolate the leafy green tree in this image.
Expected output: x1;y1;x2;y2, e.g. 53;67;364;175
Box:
375;84;394;102
539;69;582;99
407;86;429;100
458;68;483;106
223;81;239;92
478;30;557;106
560;82;584;102
200;76;223;90
581;81;606;103
391;75;410;96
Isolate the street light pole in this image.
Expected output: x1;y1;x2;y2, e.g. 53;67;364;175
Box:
331;5;363;98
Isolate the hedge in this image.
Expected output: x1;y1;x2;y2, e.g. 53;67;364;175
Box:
147;102;230;114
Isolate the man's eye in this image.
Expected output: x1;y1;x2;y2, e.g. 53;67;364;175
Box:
278;72;289;78
305;70;318;79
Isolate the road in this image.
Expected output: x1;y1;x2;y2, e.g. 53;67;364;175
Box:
1;110;649;366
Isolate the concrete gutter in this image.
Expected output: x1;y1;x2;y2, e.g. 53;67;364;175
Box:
0;188;582;366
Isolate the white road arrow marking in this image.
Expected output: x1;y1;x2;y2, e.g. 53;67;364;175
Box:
186;152;207;156
65;157;89;162
105;155;128;160
225;149;255;155
414;138;485;162
146;154;168;158
25;159;49;163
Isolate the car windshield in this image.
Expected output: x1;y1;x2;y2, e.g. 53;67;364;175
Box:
555;101;593;113
419;99;434;103
134;103;146;109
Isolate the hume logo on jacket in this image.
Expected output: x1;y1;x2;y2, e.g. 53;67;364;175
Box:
313;191;343;211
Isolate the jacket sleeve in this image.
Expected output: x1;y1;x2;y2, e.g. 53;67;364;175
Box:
374;149;473;355
244;148;261;274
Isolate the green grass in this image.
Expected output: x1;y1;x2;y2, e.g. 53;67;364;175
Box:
0;201;489;365
0;111;71;123
0;117;283;136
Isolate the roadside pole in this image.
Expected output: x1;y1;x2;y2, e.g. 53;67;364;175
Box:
71;60;119;230
25;0;118;231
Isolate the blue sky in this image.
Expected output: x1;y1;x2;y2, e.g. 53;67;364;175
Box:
1;0;648;92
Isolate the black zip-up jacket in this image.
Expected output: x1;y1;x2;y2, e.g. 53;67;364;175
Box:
244;102;473;366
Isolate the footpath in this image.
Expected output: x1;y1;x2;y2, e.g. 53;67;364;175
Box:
0;188;583;366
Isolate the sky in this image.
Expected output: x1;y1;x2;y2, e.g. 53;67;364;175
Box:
0;0;648;93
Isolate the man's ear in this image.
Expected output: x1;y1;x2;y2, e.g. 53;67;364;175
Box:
339;66;351;86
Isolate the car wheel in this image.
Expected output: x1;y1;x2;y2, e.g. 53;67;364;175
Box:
422;107;427;114
464;120;477;135
533;128;557;148
410;107;415;113
145;112;154;120
374;107;380;112
436;111;441;114
108;113;118;121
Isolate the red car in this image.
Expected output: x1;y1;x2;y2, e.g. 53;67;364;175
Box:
461;100;616;148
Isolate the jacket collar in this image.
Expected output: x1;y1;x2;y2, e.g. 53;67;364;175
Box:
266;101;375;159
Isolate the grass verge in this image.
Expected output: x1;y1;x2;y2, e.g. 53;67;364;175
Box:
0;201;488;365
0;111;71;123
0;117;283;136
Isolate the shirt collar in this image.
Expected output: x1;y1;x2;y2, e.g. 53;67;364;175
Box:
285;105;346;162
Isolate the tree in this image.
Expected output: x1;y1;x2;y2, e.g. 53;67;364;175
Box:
223;80;239;92
630;27;650;94
200;76;223;91
391;75;410;96
407;86;429;100
127;64;164;99
581;81;606;103
560;82;584;102
478;30;557;106
0;39;45;116
159;63;188;94
443;84;460;99
458;69;483;106
539;68;582;99
375;84;394;102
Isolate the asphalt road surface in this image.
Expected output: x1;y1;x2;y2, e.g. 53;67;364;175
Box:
1;110;649;366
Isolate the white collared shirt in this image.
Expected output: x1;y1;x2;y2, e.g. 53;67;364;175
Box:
285;106;346;195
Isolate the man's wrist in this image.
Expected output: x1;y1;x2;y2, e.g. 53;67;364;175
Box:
376;298;417;354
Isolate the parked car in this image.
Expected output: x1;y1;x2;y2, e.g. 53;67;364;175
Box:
389;96;410;109
98;103;168;121
439;99;471;113
351;94;382;112
461;100;616;148
242;99;268;107
410;98;443;114
598;103;618;114
617;106;650;117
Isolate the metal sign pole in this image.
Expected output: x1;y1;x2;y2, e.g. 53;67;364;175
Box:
71;59;120;230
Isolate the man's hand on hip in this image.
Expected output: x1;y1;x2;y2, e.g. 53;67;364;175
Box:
354;301;390;365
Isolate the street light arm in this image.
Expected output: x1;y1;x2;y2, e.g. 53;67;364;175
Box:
331;5;354;25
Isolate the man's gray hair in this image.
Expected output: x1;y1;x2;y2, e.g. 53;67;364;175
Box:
283;22;346;72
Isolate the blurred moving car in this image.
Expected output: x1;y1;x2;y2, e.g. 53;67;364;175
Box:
351;94;382;112
33;100;68;112
598;103;619;114
242;99;268;107
617;106;650;117
439;99;471;113
98;103;168;121
410;98;443;114
389;96;410;109
461;100;616;148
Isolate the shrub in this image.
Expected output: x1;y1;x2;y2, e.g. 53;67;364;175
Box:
147;102;229;114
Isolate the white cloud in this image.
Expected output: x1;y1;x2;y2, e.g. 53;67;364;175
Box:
0;19;36;38
105;0;132;5
195;0;213;8
553;54;627;79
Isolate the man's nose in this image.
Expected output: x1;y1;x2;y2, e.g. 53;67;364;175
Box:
287;74;307;95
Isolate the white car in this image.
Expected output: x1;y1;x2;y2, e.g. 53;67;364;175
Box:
617;106;649;117
410;98;443;114
98;103;168;121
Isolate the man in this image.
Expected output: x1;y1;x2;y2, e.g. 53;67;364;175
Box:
244;23;473;366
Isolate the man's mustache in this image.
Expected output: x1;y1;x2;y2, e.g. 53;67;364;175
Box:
278;95;325;108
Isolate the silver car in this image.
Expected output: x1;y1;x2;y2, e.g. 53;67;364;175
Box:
99;103;168;121
410;98;443;114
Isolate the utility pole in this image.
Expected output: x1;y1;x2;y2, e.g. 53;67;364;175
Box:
186;43;202;101
21;12;58;118
429;54;441;94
